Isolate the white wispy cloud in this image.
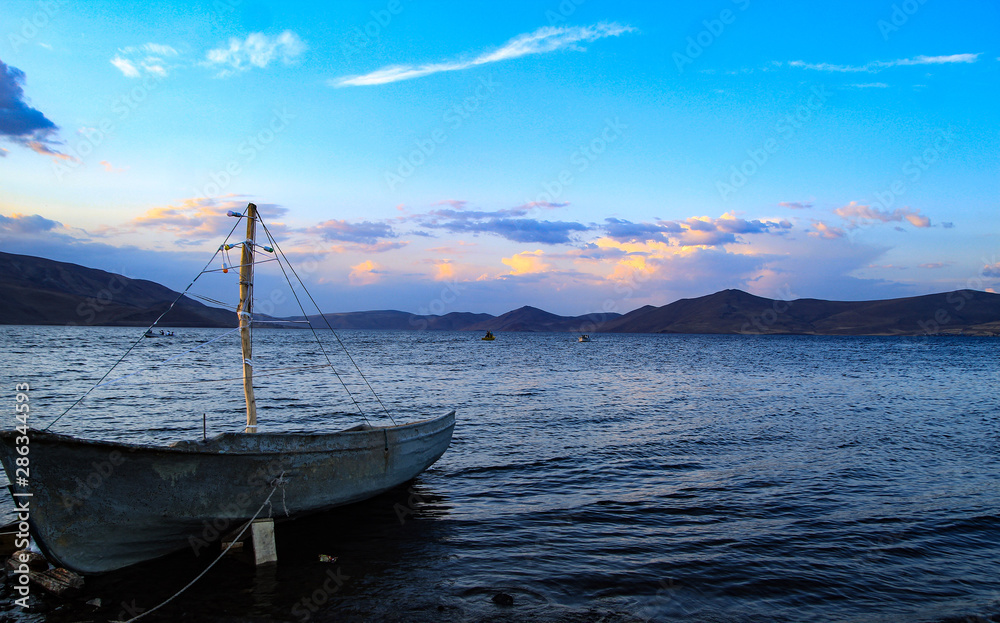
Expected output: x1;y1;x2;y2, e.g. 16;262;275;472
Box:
787;53;980;73
110;43;179;78
205;31;306;78
332;22;637;87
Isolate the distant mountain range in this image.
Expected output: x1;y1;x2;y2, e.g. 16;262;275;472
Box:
0;252;235;327
2;252;999;336
600;288;1000;336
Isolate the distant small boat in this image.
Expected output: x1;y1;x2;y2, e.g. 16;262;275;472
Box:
482;331;495;341
578;335;591;342
143;330;156;338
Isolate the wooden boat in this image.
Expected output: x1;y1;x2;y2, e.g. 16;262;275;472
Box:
0;203;455;574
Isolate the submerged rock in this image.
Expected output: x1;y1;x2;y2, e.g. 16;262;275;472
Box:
491;592;514;606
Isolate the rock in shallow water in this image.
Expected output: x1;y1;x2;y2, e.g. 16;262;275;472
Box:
491;592;514;606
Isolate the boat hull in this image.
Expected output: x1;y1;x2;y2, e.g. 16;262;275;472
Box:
0;411;455;573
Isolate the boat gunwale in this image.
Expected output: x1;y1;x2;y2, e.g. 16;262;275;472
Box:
0;410;455;456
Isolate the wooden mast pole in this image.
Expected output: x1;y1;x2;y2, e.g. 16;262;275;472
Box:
239;203;258;433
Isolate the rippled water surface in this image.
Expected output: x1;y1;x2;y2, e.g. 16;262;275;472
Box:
1;325;999;622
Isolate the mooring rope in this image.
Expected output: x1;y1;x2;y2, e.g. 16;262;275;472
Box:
118;473;285;623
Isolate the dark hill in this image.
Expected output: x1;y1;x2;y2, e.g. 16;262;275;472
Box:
462;305;621;333
600;289;1000;336
305;310;493;331
0;252;235;327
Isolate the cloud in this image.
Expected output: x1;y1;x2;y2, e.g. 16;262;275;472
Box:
809;220;846;239
205;31;306;77
99;160;127;173
333;22;636;87
0;60;69;158
788;53;980;73
327;240;409;254
348;260;381;285
27;140;73;159
714;213;790;234
521;201;569;210
502;250;551;275
430;259;455;281
601;213;791;246
602;217;681;243
111;43;179;78
833;201;931;228
0;212;62;235
779;201;813;210
307;219;397;245
429;217;589;244
130;196;285;240
983;263;1000;278
414;200;587;244
919;262;947;269
111;57;140;78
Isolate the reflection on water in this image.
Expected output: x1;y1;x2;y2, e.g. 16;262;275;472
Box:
2;326;999;622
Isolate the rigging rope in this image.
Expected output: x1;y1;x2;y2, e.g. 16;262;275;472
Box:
254;219;373;427
93;327;241;389
131;364;332;386
188;293;238;311
43;211;247;432
259;218;396;426
44;204;393;432
202;257;279;274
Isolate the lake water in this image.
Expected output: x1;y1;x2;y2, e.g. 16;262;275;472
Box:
1;325;999;622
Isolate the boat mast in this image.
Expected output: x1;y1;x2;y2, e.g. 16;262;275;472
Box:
239;203;258;433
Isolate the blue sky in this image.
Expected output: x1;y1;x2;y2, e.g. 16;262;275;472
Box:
1;0;998;316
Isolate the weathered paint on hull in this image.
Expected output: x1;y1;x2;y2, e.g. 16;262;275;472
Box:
0;411;454;574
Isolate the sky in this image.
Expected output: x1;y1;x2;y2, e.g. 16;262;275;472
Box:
1;0;998;316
